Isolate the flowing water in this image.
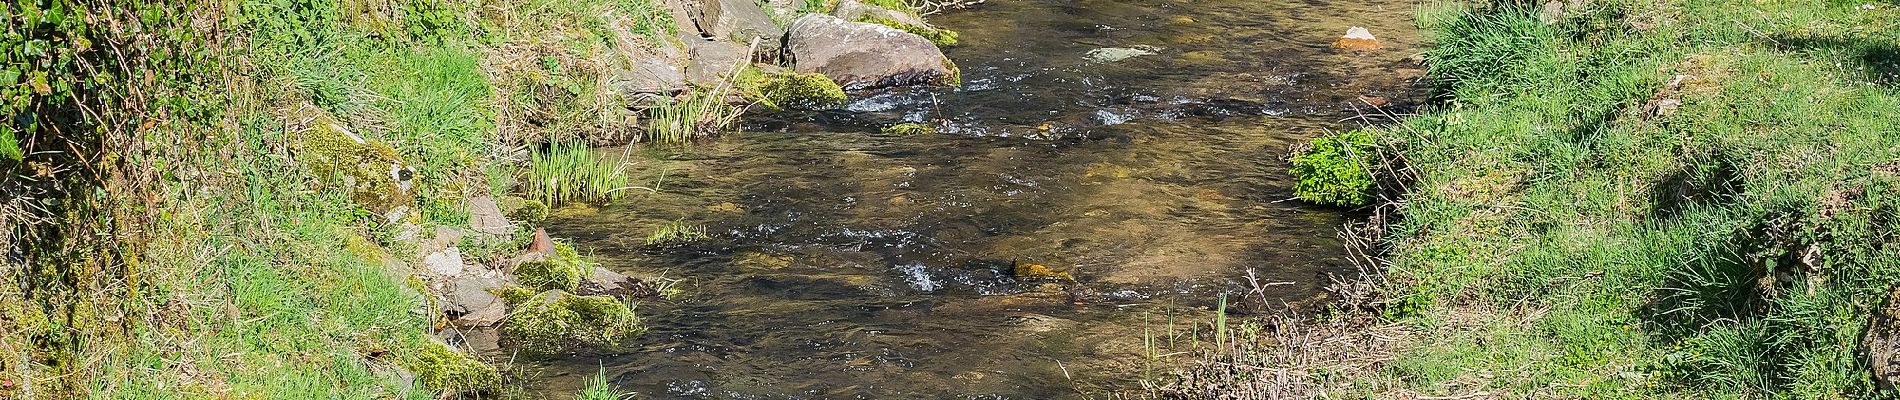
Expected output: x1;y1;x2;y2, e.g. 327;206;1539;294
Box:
527;0;1423;397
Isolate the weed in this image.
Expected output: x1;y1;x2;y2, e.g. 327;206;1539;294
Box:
645;220;709;245
575;366;630;400
1289;130;1377;207
525;142;632;205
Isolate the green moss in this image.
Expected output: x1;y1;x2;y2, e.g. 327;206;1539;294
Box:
293;104;417;217
500;290;644;353
514;242;586;292
882;122;935;136
858;17;958;47
400;339;501;395
498;195;550;225
753;71;848;109
1289;130;1376;207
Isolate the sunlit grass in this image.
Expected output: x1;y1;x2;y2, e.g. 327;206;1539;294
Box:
525;142;633;205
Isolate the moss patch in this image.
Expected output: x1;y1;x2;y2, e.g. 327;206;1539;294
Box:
514;242;587;292
749;71;848;109
290;104;417;218
857;17;958;47
399;339;501;395
882;122;935;136
1012;261;1074;281
500;290;644;353
498;195;550;225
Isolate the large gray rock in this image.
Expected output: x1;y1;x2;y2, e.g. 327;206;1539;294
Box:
787;15;957;90
685;38;752;86
830;0;927;28
444;274;507;318
465;195;513;237
613;52;688;106
697;0;783;50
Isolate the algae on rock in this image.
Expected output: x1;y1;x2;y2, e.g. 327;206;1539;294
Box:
751;71;849;109
288;103;418;221
514;241;587;292
501;290;644;353
399;338;501;395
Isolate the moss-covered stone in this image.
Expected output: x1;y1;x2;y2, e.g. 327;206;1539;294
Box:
513;242;586;292
289;103;417;220
1012;261;1074;281
500;290;644;353
498;195;549;225
400;339;501;395
856;17;959;47
882;122;936;136
755;71;848;109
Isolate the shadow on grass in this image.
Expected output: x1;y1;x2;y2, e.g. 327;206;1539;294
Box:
1766;34;1900;88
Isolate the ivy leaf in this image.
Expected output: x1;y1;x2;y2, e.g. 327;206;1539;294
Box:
29;71;52;95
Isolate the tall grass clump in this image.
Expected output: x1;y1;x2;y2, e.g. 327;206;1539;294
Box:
575;366;631;400
644;89;746;143
525;142;632;205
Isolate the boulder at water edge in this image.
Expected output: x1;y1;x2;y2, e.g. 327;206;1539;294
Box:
697;0;784;49
787;14;958;90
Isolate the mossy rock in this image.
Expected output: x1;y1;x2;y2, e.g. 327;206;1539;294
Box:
289;103;418;220
500;290;644;353
400;339;501;395
498;195;550;225
857;17;959;47
1012;261;1074;281
514;242;586;292
753;71;848;109
882;122;936;136
1289;130;1377;207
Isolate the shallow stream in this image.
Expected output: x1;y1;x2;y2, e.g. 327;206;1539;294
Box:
528;0;1423;397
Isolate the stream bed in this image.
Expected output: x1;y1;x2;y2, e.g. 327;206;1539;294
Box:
528;0;1423;397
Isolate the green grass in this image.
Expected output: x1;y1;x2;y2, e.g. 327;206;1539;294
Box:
575;367;631;400
644;220;709;245
1351;1;1900;398
525;142;634;205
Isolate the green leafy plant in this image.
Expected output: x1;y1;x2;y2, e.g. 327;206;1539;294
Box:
1289;130;1377;207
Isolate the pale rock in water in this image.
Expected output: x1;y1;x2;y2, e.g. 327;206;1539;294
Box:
787;15;958;90
1085;45;1159;63
1333;26;1381;51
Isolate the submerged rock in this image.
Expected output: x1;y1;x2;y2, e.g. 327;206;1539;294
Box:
1012;261;1075;281
1085;46;1159;63
1332;26;1381;51
786;14;958;90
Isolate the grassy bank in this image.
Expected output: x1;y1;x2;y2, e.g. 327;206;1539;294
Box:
1224;0;1900;398
2;0;677;397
